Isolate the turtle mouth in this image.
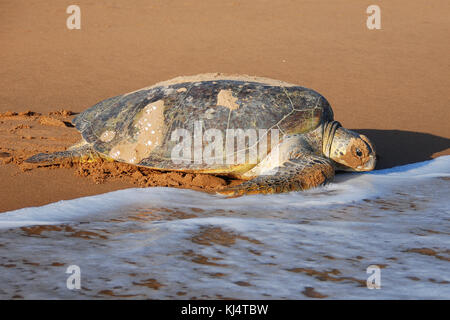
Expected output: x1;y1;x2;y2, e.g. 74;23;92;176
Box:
355;154;376;171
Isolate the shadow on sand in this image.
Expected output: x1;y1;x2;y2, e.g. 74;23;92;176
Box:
353;129;450;170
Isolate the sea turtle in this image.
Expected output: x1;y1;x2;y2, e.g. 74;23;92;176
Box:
26;73;376;196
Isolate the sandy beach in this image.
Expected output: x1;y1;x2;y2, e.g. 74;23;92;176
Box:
1;0;449;212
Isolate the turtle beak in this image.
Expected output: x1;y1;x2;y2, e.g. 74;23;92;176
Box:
356;154;376;171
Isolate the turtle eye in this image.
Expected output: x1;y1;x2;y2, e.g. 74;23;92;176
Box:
356;148;363;157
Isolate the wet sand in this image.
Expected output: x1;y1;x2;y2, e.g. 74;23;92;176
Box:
0;0;449;212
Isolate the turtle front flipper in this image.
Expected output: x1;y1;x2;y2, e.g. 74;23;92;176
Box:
218;155;335;197
25;141;100;165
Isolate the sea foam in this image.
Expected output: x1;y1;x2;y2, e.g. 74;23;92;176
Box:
0;156;448;228
0;156;448;299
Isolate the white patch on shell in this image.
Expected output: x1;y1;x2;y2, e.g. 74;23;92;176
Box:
99;130;116;143
109;100;165;164
111;150;121;159
205;108;216;119
216;89;239;110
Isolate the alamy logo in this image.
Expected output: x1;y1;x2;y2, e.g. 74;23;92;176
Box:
170;121;280;166
366;265;381;289
366;5;381;30
66;5;81;30
66;265;81;290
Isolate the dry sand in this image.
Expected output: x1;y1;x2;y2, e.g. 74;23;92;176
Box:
0;0;449;212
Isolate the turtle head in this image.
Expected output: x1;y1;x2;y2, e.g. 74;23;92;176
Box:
323;121;376;172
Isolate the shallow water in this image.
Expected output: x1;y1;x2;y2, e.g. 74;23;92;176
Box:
0;157;449;299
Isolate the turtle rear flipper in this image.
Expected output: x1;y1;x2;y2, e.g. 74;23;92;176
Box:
218;155;335;197
25;143;99;165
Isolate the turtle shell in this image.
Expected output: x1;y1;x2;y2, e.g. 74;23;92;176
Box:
73;74;333;172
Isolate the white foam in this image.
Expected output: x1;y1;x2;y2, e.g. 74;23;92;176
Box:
1;156;448;228
0;156;448;299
